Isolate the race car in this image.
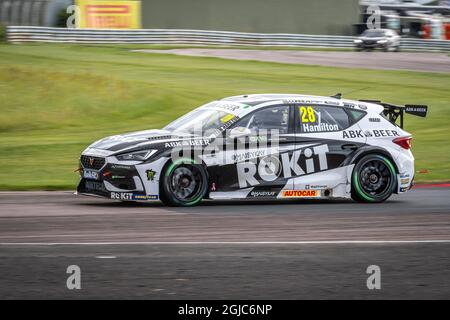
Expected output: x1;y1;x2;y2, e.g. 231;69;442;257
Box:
76;94;427;206
354;29;401;52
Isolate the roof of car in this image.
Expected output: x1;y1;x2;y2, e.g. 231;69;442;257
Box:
222;93;337;103
220;93;383;113
362;29;397;35
365;28;388;32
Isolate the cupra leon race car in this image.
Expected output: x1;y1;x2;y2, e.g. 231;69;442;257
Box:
76;94;427;206
354;28;401;52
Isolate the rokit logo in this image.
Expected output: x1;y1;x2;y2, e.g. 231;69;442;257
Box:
236;144;329;188
111;192;133;200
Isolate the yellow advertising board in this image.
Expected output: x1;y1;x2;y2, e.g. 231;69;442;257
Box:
76;0;141;29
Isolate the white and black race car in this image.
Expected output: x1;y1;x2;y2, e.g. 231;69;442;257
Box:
354;29;401;52
76;94;427;206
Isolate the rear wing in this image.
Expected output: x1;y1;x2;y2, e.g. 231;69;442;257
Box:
359;100;428;129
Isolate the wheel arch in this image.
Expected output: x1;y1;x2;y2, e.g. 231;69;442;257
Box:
343;146;399;174
344;146;400;196
158;156;210;203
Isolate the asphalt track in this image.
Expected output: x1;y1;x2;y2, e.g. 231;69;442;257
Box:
136;49;450;73
0;187;449;299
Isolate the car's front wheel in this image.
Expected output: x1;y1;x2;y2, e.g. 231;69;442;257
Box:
160;160;208;206
351;154;397;203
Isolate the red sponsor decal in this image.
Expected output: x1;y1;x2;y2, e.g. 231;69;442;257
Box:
86;5;130;14
85;4;132;28
282;190;319;198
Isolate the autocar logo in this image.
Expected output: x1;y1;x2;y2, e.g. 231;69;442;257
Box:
89;157;95;166
282;190;320;198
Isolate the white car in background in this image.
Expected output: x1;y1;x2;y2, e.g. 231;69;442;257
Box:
354;29;401;51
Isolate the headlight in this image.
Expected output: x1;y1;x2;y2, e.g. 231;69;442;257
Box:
354;39;362;43
377;40;387;44
115;150;157;162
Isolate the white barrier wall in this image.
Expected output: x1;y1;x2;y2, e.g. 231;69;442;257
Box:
6;26;450;51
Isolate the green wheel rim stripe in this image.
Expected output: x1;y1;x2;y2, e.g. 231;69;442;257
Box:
185;193;204;206
165;158;197;177
353;171;375;202
353;156;396;202
165;158;203;205
383;157;396;177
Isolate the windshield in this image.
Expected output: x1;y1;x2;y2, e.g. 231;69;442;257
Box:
164;103;237;136
362;30;385;38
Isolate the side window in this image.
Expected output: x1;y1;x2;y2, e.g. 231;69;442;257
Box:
238;105;290;134
298;105;350;133
348;109;366;124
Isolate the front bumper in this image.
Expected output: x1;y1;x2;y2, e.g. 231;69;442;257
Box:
355;42;388;49
76;179;158;201
76;150;164;201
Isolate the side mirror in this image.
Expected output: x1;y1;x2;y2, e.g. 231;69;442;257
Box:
229;126;251;138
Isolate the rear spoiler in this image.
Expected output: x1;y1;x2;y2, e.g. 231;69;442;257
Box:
359;100;428;129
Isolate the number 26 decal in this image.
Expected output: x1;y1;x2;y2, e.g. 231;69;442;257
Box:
300;106;316;123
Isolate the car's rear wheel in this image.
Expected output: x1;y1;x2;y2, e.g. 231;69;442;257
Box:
351;154;396;203
160;160;208;206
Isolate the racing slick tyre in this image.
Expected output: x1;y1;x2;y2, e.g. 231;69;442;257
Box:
351;154;397;203
160;160;208;207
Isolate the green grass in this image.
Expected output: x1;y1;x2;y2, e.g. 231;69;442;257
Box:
0;43;449;189
0;24;5;43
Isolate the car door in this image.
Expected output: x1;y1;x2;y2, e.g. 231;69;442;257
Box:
292;104;366;190
206;104;296;197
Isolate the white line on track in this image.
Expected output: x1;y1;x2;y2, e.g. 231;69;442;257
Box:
1;240;450;246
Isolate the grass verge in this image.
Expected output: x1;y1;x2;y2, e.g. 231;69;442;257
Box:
0;43;448;189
